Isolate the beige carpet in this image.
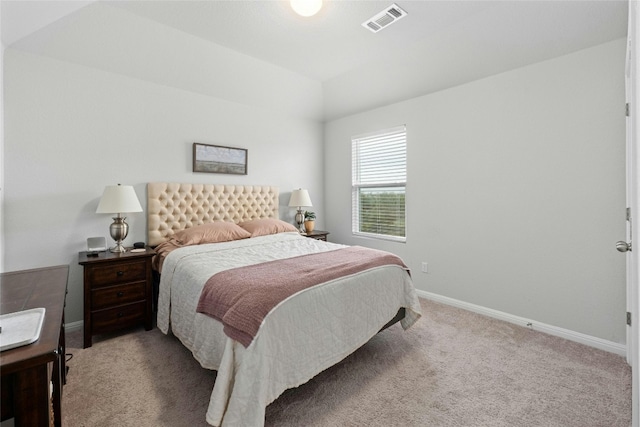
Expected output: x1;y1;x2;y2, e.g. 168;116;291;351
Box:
62;298;631;426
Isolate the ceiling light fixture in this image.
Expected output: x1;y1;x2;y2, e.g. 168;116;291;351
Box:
290;0;322;17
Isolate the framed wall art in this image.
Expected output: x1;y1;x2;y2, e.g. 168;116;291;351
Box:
193;143;248;175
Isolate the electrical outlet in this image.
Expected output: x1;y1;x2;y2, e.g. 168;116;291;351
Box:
421;262;428;273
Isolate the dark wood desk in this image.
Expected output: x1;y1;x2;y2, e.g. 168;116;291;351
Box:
0;265;68;427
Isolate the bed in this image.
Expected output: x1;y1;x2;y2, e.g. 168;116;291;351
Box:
148;182;422;426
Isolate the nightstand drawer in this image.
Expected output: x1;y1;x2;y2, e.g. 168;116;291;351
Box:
91;301;146;334
91;281;146;310
86;260;147;288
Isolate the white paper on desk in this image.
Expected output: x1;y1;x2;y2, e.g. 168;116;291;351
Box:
0;308;46;351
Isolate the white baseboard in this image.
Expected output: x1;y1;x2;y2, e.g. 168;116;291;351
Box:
65;320;83;333
416;290;627;357
64;294;626;356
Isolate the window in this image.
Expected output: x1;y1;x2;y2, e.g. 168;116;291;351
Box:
352;125;406;242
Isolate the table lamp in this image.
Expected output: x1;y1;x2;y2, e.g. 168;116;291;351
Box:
288;188;312;233
96;184;143;252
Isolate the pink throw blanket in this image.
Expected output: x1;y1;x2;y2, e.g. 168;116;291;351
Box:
196;246;409;347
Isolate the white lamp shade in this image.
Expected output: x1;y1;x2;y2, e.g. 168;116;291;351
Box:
288;189;312;207
96;185;143;214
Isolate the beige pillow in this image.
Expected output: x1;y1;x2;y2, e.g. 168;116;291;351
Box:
173;222;251;246
238;218;298;237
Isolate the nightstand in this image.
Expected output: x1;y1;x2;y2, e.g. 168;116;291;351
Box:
304;230;329;241
78;248;154;348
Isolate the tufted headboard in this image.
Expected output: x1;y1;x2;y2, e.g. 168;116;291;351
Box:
147;182;279;246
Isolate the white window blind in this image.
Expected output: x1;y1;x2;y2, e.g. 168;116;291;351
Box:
352;125;406;241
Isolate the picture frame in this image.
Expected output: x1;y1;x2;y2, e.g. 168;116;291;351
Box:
193;142;248;175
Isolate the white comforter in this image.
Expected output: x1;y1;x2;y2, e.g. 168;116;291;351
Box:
157;232;422;426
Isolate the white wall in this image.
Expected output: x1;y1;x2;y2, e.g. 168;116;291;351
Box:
325;39;627;344
1;5;5;275
3;49;325;324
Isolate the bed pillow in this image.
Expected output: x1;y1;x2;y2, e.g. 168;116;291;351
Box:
173;222;251;246
238;218;298;237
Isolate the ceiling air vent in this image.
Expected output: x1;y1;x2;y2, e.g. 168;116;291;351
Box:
362;3;407;33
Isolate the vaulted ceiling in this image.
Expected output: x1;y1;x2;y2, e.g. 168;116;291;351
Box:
1;1;629;120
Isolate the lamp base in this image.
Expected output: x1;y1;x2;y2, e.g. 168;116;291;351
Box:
110;242;127;253
109;215;129;253
295;208;305;233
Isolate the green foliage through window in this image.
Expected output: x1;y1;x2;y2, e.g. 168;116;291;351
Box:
358;190;405;237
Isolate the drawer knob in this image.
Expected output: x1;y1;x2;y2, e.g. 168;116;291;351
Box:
117;312;124;318
116;271;124;277
117;291;124;297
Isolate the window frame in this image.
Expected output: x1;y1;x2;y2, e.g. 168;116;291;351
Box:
351;125;407;243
